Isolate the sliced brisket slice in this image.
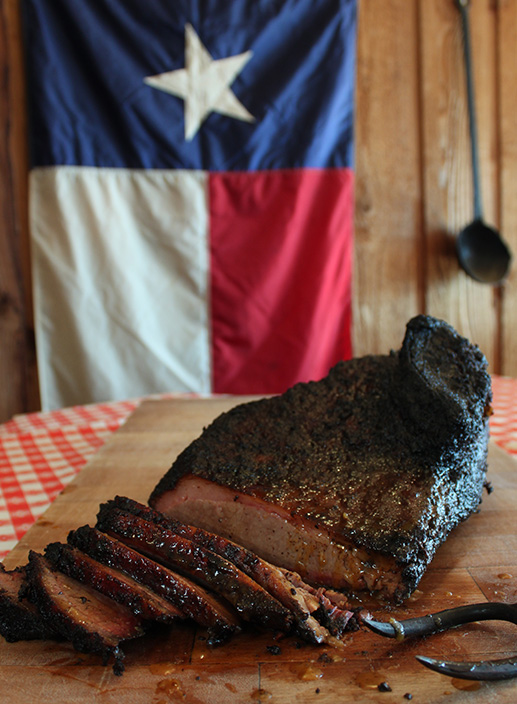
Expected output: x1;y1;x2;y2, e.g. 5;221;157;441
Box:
23;551;144;675
43;542;184;624
149;315;492;602
0;563;55;642
280;568;359;638
68;525;240;646
95;507;294;634
101;496;357;643
149;475;402;598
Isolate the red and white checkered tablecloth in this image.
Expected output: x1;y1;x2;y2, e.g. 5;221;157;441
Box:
0;377;516;561
0;392;194;560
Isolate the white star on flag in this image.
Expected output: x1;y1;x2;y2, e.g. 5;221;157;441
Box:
144;23;255;141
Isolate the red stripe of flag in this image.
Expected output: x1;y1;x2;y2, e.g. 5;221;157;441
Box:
209;168;354;394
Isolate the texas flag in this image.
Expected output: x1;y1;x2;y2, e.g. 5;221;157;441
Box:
22;0;357;410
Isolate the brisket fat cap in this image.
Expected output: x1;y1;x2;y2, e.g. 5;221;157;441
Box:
150;316;492;599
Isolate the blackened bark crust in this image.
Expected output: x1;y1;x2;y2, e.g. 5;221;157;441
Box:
150;316;492;597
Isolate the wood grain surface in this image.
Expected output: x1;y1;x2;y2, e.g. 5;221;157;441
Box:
1;397;516;703
353;0;515;372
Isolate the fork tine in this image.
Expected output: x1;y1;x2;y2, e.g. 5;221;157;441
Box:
416;654;517;681
362;602;517;681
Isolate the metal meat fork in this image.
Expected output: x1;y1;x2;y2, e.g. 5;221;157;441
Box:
361;602;517;681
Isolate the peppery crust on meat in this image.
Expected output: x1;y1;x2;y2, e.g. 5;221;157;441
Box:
43;541;185;624
22;551;144;674
99;496;358;643
0;563;56;642
95;507;295;634
150;316;492;600
68;524;241;646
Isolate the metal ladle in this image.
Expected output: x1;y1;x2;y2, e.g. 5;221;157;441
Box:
455;0;511;284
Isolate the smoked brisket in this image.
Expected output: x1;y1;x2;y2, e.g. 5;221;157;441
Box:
150;315;492;602
43;541;185;624
0;316;493;673
0;501;361;672
99;496;358;643
0;563;55;642
68;524;241;646
23;551;144;674
95;507;295;634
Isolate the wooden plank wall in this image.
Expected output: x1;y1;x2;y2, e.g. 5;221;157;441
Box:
354;0;516;370
0;0;40;424
0;0;516;423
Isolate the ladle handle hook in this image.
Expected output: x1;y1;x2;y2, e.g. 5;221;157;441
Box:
456;0;483;221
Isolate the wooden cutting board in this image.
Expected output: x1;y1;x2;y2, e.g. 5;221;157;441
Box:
1;398;516;703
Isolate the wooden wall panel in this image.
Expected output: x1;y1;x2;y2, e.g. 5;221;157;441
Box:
498;0;517;374
419;0;499;370
354;0;508;375
353;0;423;356
0;0;39;424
